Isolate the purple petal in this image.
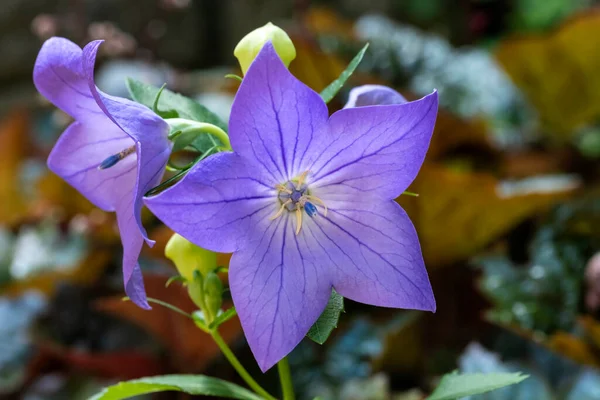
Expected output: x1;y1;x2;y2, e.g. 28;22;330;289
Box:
309;91;438;200
81;40;171;245
312;199;435;311
48;121;135;211
33;37;101;120
144;152;275;253
230;212;332;372
344;84;407;108
40;38;170;309
229;41;328;183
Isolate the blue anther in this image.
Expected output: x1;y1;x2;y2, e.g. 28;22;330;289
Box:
98;154;120;170
304;202;317;217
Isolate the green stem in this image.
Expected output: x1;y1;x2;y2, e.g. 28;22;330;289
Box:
402;191;419;197
277;357;295;400
166;118;232;150
211;330;276;400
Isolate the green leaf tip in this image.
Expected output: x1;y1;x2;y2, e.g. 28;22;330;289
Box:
319;43;369;104
427;371;529;400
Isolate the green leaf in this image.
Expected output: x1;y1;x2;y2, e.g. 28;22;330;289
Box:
127;78;227;130
126;78;227;153
88;374;263;400
427;371;529;400
209;307;238;329
307;289;344;344
319;43;369;104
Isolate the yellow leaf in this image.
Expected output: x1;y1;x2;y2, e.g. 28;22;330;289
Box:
400;164;577;267
0;110;29;225
496;12;600;137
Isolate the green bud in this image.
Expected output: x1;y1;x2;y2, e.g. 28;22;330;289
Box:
234;22;296;75
187;278;205;310
165;233;217;281
203;271;224;320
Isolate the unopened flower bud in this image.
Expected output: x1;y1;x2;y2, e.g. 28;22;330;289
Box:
165;233;217;281
234;22;296;74
187;278;205;310
203;271;223;319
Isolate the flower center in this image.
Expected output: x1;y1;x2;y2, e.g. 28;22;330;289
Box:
269;171;328;235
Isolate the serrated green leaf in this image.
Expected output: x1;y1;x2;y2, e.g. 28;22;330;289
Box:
319;43;369;104
88;374;263;400
307;289;344;344
427;371;529;400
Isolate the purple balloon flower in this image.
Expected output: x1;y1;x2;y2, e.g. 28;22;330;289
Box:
145;43;438;371
34;38;171;309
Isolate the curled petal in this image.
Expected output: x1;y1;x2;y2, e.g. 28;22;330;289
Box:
229;42;328;182
144;152;275;253
33;37;102;120
230;213;332;371
310;91;438;200
81;40;171;244
344;84;407;108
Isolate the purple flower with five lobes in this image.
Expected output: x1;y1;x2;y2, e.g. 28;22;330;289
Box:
145;42;438;371
34;38;172;309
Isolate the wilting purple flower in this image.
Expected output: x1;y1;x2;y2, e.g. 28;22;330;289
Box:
34;38;171;309
145;43;438;370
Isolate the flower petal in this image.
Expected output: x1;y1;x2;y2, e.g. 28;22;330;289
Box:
309;91;438;200
116;193;150;309
144;152;275;253
229;41;328;182
230;213;332;372
48;121;136;211
81;40;171;244
48;121;150;308
344;84;407;108
33;37;101;120
311;199;435;311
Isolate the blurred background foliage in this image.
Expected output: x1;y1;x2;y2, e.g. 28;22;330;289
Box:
0;0;600;399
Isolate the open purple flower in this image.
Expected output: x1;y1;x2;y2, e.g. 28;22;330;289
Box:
145;42;438;371
34;38;171;309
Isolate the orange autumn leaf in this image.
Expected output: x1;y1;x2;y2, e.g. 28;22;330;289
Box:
33;172;96;219
546;331;600;368
428;110;492;160
0;110;30;225
496;11;600;137
399;164;577;267
303;7;356;40
95;274;242;372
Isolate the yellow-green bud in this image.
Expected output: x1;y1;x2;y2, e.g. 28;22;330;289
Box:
165;233;217;281
187;278;205;311
203;271;224;321
234;22;296;75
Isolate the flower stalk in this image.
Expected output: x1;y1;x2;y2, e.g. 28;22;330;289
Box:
211;329;276;400
166;118;232;151
277;357;295;400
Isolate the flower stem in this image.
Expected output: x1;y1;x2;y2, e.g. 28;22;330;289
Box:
211;329;276;400
277;357;295;400
166;118;232;151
